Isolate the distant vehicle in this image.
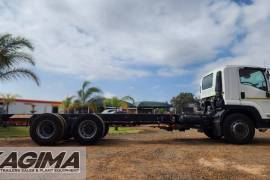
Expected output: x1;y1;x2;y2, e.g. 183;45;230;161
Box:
101;109;116;114
101;109;127;114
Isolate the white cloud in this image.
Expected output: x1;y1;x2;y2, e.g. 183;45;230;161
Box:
199;0;270;78
103;91;115;98
157;67;190;77
1;0;269;82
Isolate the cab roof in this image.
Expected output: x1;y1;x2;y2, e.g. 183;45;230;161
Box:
203;65;267;77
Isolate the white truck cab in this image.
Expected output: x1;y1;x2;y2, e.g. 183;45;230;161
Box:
199;65;270;144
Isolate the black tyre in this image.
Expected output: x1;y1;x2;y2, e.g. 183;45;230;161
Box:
204;128;222;139
223;113;255;144
102;123;110;138
55;114;73;140
30;113;66;145
73;115;104;145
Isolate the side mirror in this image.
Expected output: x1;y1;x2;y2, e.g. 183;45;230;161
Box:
267;70;270;80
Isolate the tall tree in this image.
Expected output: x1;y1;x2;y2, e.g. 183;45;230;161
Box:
0;93;20;114
75;81;102;113
171;92;197;114
0;34;39;85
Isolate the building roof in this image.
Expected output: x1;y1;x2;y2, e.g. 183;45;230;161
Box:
0;98;61;105
89;97;136;108
135;101;171;108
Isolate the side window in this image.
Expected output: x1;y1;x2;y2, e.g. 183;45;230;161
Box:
202;73;213;90
239;68;267;91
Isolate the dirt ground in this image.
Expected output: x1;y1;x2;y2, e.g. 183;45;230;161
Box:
1;127;270;180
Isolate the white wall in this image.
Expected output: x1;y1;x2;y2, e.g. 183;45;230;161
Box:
8;102;54;114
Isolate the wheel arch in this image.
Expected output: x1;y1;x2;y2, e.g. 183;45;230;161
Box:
221;105;262;128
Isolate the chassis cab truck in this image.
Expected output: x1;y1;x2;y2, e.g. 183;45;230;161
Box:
27;65;270;145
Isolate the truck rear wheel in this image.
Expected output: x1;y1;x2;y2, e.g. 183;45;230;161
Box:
73;115;104;145
30;113;66;145
223;113;255;144
203;128;222;139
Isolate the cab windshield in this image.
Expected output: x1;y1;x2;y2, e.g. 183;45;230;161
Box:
239;68;267;91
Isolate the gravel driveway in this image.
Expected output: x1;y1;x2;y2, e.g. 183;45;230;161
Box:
1;127;270;179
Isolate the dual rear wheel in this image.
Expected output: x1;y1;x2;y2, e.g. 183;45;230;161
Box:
30;113;66;145
30;114;108;146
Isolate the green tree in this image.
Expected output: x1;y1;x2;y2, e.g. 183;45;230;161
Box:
0;93;20;114
75;80;102;113
171;92;197;114
104;96;123;109
0;34;39;85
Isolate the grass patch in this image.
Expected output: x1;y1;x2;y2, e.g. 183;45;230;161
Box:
109;127;141;134
0;126;141;138
0;126;29;138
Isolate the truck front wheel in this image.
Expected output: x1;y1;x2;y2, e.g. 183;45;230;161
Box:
223;113;255;144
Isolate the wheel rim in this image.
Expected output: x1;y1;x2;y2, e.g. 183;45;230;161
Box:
36;120;56;139
78;120;97;139
232;121;249;139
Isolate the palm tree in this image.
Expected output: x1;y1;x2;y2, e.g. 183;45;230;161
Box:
75;81;102;113
61;96;75;113
0;34;39;85
0;93;20;114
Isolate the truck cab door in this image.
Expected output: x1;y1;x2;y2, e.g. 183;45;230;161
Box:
239;67;270;119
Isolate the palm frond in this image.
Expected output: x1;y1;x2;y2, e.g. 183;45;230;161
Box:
0;34;12;46
0;52;35;69
0;34;38;85
0;68;40;85
0;34;34;53
83;87;101;101
82;80;91;90
85;87;102;96
77;90;84;102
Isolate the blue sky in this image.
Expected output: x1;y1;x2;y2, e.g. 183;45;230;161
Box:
1;0;269;102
